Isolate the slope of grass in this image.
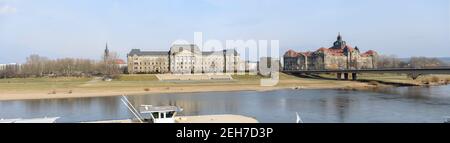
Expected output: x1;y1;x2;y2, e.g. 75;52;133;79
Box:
0;77;91;92
0;77;91;83
232;74;262;80
116;74;158;81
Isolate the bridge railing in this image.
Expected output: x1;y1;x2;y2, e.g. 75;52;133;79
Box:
283;66;450;72
376;66;450;70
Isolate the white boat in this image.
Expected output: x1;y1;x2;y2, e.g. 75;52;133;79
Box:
139;105;183;123
444;116;450;123
120;95;183;123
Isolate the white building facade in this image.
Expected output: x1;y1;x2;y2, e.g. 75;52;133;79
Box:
127;44;243;74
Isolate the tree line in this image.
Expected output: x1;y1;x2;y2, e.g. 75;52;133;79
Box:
1;54;448;78
377;55;448;69
0;53;123;78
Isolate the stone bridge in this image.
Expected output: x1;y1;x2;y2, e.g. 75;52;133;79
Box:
283;67;450;80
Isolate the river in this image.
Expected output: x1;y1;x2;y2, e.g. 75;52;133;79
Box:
0;85;449;123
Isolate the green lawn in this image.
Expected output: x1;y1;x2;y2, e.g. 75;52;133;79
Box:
116;74;158;81
232;74;262;80
0;77;92;91
0;77;91;83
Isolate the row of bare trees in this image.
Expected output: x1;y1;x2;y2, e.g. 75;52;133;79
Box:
377;55;447;69
0;53;122;78
0;64;21;78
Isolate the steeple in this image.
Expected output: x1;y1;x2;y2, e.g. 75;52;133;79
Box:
337;32;343;41
332;32;346;49
104;42;110;60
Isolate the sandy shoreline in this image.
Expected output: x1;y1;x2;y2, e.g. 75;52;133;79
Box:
0;80;379;101
85;114;259;123
3;73;447;101
176;115;258;123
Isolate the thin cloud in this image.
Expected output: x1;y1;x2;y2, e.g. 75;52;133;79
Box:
0;5;17;15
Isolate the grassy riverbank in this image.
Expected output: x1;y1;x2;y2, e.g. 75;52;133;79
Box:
0;73;448;101
357;74;450;86
317;73;450;86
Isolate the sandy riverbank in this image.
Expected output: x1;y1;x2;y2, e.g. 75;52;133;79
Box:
176;115;258;123
1;73;447;101
84;114;258;123
0;80;374;101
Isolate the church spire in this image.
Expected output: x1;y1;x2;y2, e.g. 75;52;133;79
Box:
332;32;346;49
104;42;110;59
337;32;342;41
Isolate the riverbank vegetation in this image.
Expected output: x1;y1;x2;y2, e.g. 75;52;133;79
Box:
377;55;447;68
116;74;158;81
357;74;450;86
0;54;124;78
315;73;450;86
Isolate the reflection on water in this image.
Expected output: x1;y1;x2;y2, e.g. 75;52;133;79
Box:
0;85;449;123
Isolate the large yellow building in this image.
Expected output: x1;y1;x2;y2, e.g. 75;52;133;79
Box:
284;34;378;71
127;44;243;74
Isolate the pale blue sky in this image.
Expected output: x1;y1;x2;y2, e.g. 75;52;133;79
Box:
0;0;449;63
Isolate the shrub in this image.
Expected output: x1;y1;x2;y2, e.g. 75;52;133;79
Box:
430;76;440;83
144;88;150;91
445;78;450;84
421;79;430;84
368;81;379;86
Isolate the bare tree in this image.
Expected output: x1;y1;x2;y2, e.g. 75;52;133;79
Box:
21;54;49;77
0;64;20;78
409;57;445;68
17;54;104;78
377;55;446;69
377;55;399;68
101;52;121;76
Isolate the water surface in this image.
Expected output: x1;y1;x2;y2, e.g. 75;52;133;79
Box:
0;85;449;123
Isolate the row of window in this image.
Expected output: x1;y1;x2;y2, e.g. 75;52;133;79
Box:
133;57;168;60
132;61;234;65
134;62;168;65
134;67;169;70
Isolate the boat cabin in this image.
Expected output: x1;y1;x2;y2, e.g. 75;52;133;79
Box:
139;105;182;123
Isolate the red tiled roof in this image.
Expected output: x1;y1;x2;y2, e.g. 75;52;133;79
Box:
314;44;364;56
328;49;344;56
286;38;378;57
284;49;299;57
299;52;312;56
284;50;314;57
361;50;377;57
115;59;126;64
343;45;355;52
365;50;376;54
317;47;328;52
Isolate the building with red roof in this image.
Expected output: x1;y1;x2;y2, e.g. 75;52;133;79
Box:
115;59;127;68
283;33;378;70
115;59;126;65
